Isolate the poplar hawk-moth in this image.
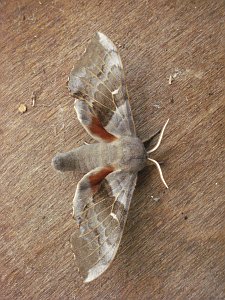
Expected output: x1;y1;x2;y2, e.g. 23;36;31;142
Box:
52;32;169;283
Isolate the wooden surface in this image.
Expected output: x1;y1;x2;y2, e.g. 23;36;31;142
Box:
1;0;224;299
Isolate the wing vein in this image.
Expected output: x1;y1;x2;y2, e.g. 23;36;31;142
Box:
95;52;120;84
77;203;113;227
72;75;113;103
79;214;111;238
86;68;117;108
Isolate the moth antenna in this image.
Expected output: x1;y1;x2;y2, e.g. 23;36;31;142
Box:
147;119;169;153
147;158;168;189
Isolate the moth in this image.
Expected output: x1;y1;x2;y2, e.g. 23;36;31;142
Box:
52;32;169;283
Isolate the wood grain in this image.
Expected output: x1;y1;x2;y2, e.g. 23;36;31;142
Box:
0;0;224;299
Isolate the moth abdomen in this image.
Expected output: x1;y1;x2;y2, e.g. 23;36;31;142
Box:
52;150;79;172
52;142;118;173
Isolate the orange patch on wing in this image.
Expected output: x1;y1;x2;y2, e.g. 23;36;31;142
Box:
89;166;114;193
89;116;117;142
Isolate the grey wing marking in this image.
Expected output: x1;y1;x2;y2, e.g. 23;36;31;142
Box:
68;32;136;139
71;167;137;282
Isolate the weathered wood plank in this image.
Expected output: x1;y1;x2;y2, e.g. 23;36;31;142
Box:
0;0;224;299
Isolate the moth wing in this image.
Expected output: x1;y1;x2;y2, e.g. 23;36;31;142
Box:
71;166;137;282
68;32;136;142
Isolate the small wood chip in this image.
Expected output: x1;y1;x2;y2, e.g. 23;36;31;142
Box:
31;92;36;107
169;69;182;85
18;104;27;113
150;195;160;202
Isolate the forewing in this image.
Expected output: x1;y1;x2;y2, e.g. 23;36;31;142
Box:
71;167;137;282
68;32;136;141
